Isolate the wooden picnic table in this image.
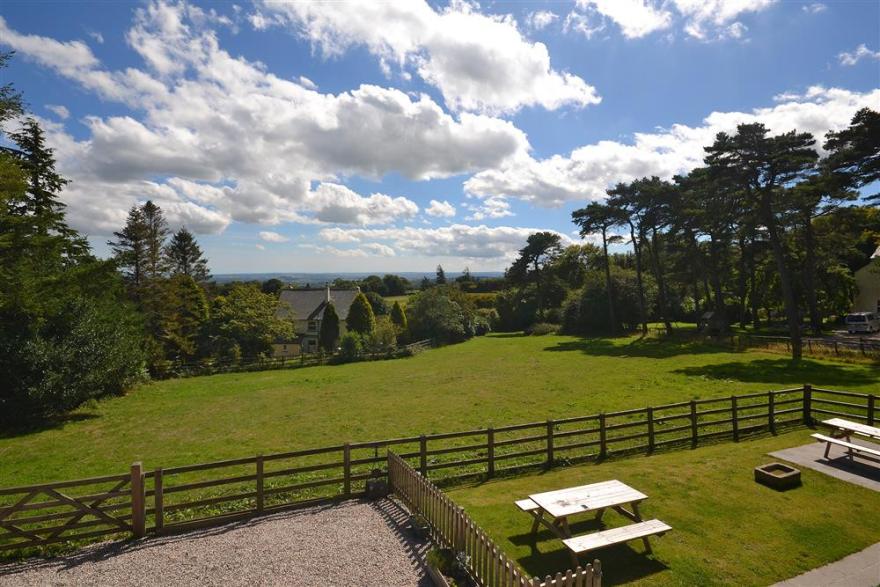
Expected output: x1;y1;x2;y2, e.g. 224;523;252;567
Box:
822;418;880;442
526;480;648;540
517;480;670;567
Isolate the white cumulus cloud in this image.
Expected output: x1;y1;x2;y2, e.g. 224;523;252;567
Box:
839;44;880;67
465;86;880;207
0;2;528;235
259;231;290;243
257;0;600;115
425;199;456;218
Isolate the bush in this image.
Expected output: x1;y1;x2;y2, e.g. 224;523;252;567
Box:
407;286;476;344
364;291;388;316
1;297;147;423
338;332;363;362
563;268;657;335
525;322;558;335
364;316;397;354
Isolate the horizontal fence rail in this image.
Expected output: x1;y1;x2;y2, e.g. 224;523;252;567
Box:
155;339;433;379
648;327;880;361
1;385;874;557
388;452;601;587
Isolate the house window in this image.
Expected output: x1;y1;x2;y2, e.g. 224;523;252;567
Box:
308;320;317;332
282;345;287;350
876;299;880;314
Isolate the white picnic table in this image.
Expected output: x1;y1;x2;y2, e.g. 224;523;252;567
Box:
517;479;670;567
814;418;880;462
527;480;648;539
822;418;880;442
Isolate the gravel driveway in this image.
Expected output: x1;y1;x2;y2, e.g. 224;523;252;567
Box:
0;498;430;586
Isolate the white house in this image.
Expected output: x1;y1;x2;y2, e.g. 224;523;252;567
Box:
274;286;360;356
853;245;880;314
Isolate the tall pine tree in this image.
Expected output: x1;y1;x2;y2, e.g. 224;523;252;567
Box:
165;226;211;282
109;205;149;288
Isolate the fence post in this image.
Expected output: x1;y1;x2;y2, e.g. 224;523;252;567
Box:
803;384;812;426
731;396;739;442
256;455;265;512
868;395;876;427
154;468;164;533
419;435;427;477
343;444;351;497
130;462;145;538
768;391;776;435
647;407;655;453
599;413;607;459
546;420;555;468
487;427;495;478
689;400;698;447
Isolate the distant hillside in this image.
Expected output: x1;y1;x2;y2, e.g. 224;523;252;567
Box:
211;271;503;285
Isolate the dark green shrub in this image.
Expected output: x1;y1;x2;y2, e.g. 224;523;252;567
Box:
339;332;363;362
525;322;558;335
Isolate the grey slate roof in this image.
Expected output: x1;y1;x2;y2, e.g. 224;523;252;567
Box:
277;288;360;321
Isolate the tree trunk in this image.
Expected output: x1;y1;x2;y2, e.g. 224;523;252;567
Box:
749;259;761;329
629;223;648;335
649;228;673;335
708;235;727;331
802;214;822;336
602;229;617;334
736;236;749;329
759;192;802;360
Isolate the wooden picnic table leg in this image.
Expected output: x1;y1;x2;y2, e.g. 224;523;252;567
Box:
823;439;832;459
594;508;606;522
530;510;544;535
560;516;572;538
632;502;653;554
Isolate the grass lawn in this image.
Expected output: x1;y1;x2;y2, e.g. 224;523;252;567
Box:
383;294;410;307
448;429;880;586
2;333;878;486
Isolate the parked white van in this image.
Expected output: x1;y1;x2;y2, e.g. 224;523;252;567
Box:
845;312;880;334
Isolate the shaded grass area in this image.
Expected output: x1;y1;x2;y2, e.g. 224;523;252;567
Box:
2;334;878;487
448;429;880;586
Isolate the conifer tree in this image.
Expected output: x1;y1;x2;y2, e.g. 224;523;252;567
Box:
390;301;408;332
319;302;340;352
346;292;376;335
165;226;211;282
109;205;149;288
141;200;169;280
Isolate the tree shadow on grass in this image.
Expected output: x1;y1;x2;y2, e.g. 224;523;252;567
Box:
673;358;879;387
0;412;100;440
543;337;731;359
511;517;668;584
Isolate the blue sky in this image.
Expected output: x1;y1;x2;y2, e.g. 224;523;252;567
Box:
1;0;878;273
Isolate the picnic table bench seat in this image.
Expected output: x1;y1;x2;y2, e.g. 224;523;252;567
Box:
515;498;539;512
812;433;880;461
563;519;672;555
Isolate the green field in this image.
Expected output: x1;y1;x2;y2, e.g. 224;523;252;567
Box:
449;429;880;586
2;333;878;486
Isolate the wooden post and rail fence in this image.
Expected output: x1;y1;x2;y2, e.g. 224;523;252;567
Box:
1;385;875;560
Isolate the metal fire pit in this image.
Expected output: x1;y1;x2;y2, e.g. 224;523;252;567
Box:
755;462;801;490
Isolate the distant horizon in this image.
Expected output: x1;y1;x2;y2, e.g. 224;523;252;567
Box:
210;270;504;284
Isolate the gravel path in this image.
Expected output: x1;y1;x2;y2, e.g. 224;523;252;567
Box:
0;498;430;586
